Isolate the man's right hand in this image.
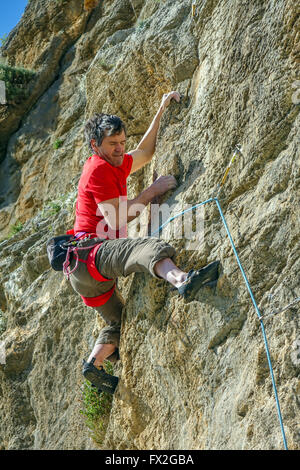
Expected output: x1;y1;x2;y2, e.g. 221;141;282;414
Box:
98;176;177;231
150;175;177;197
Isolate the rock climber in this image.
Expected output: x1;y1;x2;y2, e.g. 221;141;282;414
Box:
67;91;220;394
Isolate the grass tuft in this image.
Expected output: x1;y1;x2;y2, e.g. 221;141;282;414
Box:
80;361;115;447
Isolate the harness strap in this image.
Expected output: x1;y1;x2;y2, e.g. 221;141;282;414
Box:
80;284;116;307
86;244;112;282
81;243;115;306
63;231;115;307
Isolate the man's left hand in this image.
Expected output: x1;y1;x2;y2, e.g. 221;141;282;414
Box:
160;91;181;111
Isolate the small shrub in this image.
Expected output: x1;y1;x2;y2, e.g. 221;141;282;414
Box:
44;201;61;216
80;361;115;447
137;20;146;30
0;34;8;48
41;191;76;219
0;309;7;336
0;64;36;104
8;221;23;238
98;59;112;71
53;139;63;149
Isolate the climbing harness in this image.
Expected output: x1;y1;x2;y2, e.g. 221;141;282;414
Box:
62;232;116;307
63;240;94;279
152;146;293;450
61;230;98;279
47;231;116;307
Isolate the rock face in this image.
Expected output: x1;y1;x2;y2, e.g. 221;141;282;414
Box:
0;0;299;450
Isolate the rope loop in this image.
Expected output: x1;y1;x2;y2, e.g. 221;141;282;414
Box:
62;237;101;280
63;246;79;280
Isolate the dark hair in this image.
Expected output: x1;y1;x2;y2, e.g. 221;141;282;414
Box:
84;113;126;152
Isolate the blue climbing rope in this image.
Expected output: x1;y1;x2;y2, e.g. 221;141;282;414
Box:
151;197;215;236
214;197;288;450
152;195;288;450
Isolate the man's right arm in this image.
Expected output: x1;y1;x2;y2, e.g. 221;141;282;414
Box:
98;175;177;230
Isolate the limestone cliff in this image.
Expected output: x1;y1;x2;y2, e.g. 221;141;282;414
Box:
0;0;299;450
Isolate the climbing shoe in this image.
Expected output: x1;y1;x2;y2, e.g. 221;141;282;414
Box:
82;358;119;395
177;261;220;299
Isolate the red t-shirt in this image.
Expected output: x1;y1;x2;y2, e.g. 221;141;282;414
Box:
74;153;133;239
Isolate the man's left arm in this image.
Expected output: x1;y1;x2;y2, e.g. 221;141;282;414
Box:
128;91;181;174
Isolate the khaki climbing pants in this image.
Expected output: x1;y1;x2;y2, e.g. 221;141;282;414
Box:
69;237;176;361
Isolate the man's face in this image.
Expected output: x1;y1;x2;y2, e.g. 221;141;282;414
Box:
91;130;126;167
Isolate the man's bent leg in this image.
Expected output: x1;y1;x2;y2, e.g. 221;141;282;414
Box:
82;290;124;394
95;237;179;280
95;237;220;304
88;288;124;367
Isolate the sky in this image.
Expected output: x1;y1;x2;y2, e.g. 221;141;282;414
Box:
0;0;28;38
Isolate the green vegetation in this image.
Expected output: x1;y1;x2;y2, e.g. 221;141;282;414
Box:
0;220;24;243
53;139;63;149
80;361;115;447
0;64;36;104
136;20;149;30
98;59;113;71
135;18;152;32
42;191;76;219
8;221;24;238
0;34;8;48
0;190;77;243
44;201;62;216
0;309;7;336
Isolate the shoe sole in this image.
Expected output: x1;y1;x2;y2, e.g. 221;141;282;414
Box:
83;368;118;395
178;261;220;298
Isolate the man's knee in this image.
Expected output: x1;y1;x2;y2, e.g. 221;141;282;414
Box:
146;238;176;278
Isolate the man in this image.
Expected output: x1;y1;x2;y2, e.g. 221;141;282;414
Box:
68;91;220;394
